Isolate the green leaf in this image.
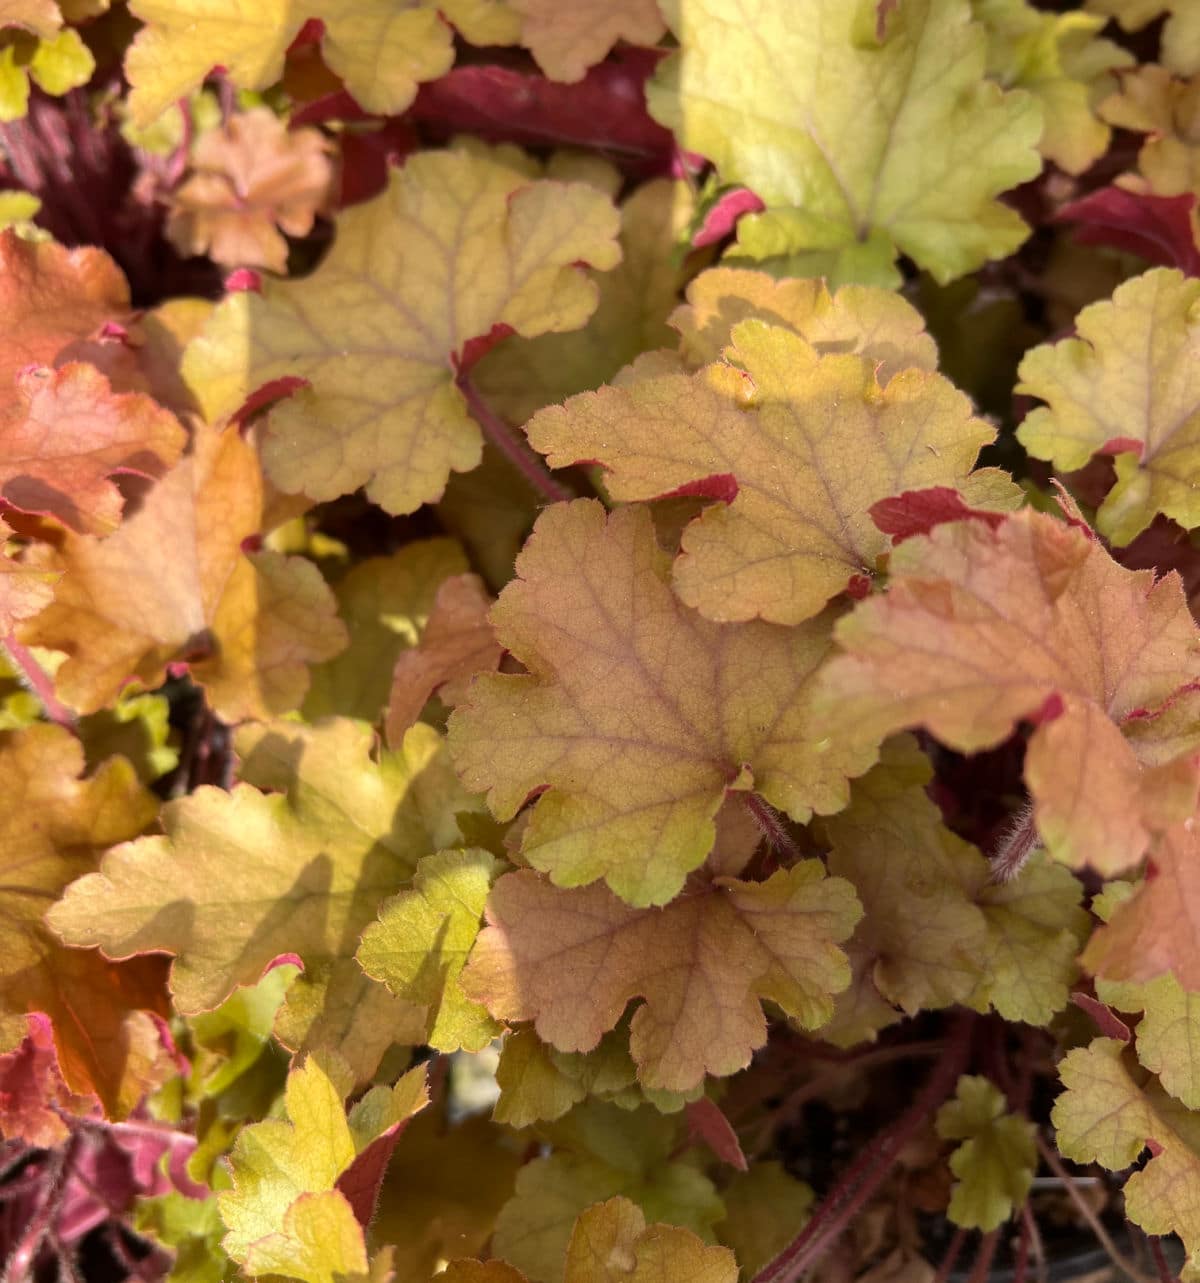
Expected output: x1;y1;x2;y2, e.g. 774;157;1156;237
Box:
936;1074;1036;1231
648;0;1043;285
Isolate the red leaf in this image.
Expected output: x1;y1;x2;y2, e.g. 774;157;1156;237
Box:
869;487;1006;542
692;188;765;249
685;1095;748;1170
1056;187;1200;277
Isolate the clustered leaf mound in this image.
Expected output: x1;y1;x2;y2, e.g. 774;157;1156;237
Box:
3;3;1200;1283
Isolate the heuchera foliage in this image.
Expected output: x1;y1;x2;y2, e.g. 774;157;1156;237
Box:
3;1;1200;1282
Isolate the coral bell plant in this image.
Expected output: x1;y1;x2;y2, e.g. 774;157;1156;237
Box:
1;1;1200;1281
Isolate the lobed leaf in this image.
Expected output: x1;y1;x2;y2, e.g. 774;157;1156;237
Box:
48;718;481;1079
817;509;1200;875
511;0;666;83
185;144;621;516
449;500;878;906
647;0;1043;285
528;319;1011;625
1018;269;1200;544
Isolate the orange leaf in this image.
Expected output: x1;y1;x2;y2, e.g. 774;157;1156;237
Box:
818;509;1200;874
0;724;170;1115
18;420;346;718
385;573;501;744
461;860;861;1092
0;363;185;534
1084;817;1200;990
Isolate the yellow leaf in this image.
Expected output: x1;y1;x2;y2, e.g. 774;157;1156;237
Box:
185;144;621;515
47;719;480;1079
648;0;1043;285
528;320;1007;625
125;0;454;127
1019;269;1200;544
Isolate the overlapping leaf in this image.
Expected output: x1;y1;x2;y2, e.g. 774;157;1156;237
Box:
462;857;860;1091
1084;817;1200;992
48;718;481;1079
1053;1037;1200;1277
647;0;1043;285
303;537;470;725
473;177;693;427
821;739;1086;1040
512;0;665;83
18;419;347;719
124;0;455;126
1086;0;1200;76
219;1054;428;1281
1018;269;1200;544
817;509;1200;875
0;723;170;1114
185;144;621;515
166;108;333;274
491;1101;724;1283
0;517;56;629
975;0;1131;174
449;500;878;905
528;319;1010;625
1099;64;1200;200
0;362;185;534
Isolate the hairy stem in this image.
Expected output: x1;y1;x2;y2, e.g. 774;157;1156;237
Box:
752;1013;974;1283
456;374;574;505
2;636;75;729
743;793;808;867
1034;1134;1155;1283
989;801;1040;884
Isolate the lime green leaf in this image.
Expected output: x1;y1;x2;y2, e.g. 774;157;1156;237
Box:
1018;268;1200;545
358;847;501;1053
1053;1037;1200;1275
648;0;1043;286
48;719;481;1080
936;1074;1036;1231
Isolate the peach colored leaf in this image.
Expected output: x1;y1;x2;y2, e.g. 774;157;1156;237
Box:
1053;1037;1200;1276
512;0;666;83
460;859;861;1092
47;719;480;1080
1017;269;1200;545
1086;1;1200;76
184;144;621;515
1084;817;1200;992
303;537;470;725
817;509;1200;875
0;230;141;393
0;0;60;35
0;723;170;1115
18;419;347;719
0;516;57;630
167;108;333;274
0;363;185;534
448;500;877;906
527;319;1010;625
385;573;501;742
124;0;455;127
